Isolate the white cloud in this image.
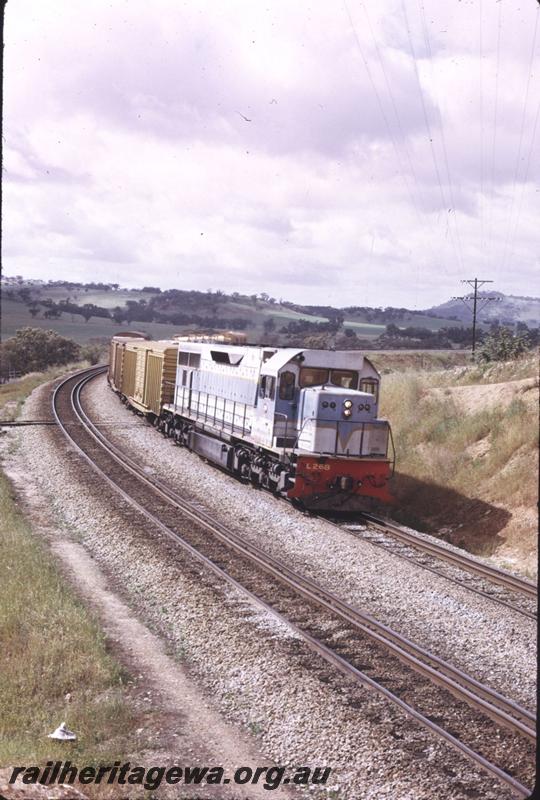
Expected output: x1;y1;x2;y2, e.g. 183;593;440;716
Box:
3;0;539;307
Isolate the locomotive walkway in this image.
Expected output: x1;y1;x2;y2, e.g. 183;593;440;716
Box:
52;366;535;798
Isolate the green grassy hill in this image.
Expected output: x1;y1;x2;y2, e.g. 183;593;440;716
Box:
1;278;491;347
343;312;464;332
1;298;187;343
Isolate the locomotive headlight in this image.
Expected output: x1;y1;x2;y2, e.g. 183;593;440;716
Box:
343;400;353;409
343;408;352;417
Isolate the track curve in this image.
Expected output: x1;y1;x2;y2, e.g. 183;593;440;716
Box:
52;367;535;798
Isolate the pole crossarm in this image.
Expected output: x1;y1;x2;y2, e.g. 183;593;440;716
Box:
453;278;500;358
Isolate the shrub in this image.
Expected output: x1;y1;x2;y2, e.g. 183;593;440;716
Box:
81;344;103;365
0;328;80;377
479;327;530;362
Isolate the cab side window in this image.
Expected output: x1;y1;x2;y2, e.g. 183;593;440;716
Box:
279;371;296;400
299;367;329;387
259;375;276;400
360;379;379;403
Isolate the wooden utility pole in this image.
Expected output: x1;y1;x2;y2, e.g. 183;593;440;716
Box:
452;279;500;358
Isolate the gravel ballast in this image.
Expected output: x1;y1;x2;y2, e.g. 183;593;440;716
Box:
1;374;534;799
86;375;536;710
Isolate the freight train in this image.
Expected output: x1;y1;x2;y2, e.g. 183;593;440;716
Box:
108;333;395;510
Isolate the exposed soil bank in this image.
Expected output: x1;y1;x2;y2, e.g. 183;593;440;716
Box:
379;357;538;577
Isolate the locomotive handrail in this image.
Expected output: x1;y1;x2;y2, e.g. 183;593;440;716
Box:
176;385;251;437
388;423;396;477
290;415;311;456
174;378;392;465
272;412;291;456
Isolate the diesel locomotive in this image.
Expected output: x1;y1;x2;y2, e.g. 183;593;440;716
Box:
108;333;395;510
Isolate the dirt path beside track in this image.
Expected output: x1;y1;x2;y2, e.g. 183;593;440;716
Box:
1;458;295;800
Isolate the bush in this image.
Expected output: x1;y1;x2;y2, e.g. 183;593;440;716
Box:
479;327;530;362
0;328;80;377
81;344;103;365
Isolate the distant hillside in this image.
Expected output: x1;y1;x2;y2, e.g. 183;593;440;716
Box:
425;292;540;326
1;277;538;351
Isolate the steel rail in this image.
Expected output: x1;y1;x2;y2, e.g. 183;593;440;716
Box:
358;513;537;599
0;420;58;426
69;371;536;735
52;369;533;798
337;521;536;621
70;373;536;733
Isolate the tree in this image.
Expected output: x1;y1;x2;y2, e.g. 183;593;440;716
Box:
79;303;113;323
112;307;127;324
1;328;80;376
263;317;276;334
81;344;102;365
479;327;530;362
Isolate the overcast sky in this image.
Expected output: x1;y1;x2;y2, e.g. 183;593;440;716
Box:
3;0;540;308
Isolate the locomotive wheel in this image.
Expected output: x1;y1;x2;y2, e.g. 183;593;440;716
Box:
237;463;251;482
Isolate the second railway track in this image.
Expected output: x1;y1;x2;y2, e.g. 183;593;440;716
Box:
334;515;537;621
52;367;536;798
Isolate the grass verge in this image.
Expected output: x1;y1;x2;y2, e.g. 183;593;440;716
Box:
0;369;136;768
0;362;94;422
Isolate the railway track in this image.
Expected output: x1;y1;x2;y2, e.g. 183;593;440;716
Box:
334;514;537;620
52;368;535;798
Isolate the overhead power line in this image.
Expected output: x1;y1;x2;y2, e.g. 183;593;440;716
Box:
416;0;465;277
342;0;440;277
499;6;539;280
487;0;503;272
401;0;464;274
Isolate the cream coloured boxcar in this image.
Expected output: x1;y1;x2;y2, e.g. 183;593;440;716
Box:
108;336;177;418
108;332;148;394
